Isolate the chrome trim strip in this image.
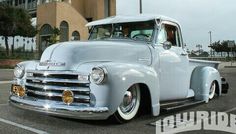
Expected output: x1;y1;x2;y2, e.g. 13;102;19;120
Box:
26;70;87;76
138;58;151;62
25;83;90;92
27;89;90;100
26;77;89;84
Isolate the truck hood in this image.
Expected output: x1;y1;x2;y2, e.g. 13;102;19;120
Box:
37;41;152;70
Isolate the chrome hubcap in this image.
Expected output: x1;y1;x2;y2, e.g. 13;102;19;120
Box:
119;88;137;114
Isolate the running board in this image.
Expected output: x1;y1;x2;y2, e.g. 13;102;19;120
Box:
160;98;205;111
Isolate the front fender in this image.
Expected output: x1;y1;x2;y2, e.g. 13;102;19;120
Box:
190;66;221;103
101;63;160;116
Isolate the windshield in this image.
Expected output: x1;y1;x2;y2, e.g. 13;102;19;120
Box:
89;20;155;42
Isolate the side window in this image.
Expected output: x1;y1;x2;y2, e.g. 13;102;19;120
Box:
157;24;181;47
175;30;181;47
165;24;181;47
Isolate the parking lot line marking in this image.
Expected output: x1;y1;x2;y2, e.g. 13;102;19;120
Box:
224;107;236;113
0;103;8;106
0;81;12;84
0;117;48;134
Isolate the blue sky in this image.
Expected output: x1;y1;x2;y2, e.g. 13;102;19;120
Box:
144;0;236;51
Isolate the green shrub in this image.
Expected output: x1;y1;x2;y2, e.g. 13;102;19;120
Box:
0;46;38;60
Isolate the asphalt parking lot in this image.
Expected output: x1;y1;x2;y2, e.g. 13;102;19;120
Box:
0;65;235;134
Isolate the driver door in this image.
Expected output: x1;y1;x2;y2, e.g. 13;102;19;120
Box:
156;22;190;101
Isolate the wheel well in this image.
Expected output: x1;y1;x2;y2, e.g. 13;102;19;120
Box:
137;83;152;116
215;80;220;95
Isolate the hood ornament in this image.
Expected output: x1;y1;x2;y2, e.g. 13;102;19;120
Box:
39;60;66;67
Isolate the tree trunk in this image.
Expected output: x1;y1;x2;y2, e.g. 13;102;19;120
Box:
12;36;15;55
4;36;9;56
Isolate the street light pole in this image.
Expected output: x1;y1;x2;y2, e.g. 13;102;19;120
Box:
139;0;142;14
209;31;212;57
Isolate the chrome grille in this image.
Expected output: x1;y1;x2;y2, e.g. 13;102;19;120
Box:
25;70;90;105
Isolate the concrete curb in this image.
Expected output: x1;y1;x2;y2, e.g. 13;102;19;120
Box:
225;66;236;68
0;69;14;70
0;81;12;84
218;62;236;69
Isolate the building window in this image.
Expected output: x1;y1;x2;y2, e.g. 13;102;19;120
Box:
15;0;18;6
6;0;13;5
39;24;53;52
72;31;80;41
104;0;110;17
40;24;53;36
60;21;69;42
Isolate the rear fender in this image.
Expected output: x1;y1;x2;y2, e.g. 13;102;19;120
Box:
190;66;221;103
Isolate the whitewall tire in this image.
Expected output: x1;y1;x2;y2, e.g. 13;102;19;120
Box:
209;81;216;100
114;84;141;123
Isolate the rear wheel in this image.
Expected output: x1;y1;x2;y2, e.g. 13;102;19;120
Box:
113;84;141;123
209;81;216;99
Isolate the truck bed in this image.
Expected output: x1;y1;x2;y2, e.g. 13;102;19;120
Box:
189;58;221;70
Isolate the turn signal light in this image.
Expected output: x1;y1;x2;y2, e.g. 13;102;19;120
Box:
12;85;25;97
62;90;74;105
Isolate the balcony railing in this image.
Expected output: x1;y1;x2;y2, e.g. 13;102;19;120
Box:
0;0;65;12
27;1;37;10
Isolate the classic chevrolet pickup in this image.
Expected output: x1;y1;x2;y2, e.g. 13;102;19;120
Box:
9;14;229;123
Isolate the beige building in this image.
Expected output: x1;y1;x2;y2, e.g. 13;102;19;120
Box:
37;0;116;53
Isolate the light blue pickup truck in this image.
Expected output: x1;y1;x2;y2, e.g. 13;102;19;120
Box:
9;14;229;123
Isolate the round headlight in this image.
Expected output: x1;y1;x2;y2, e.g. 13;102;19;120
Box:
91;67;106;84
14;65;25;78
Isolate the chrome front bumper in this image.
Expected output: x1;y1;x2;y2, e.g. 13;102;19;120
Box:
9;95;110;120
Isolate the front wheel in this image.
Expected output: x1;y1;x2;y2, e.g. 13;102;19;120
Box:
113;84;141;123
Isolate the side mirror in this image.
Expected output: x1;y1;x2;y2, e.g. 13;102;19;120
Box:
163;41;172;50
